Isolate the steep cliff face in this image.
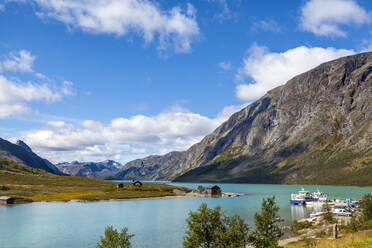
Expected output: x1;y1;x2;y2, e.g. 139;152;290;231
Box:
0;138;61;174
113;52;372;185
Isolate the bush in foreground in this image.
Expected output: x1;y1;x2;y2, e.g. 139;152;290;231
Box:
362;194;372;221
322;202;334;224
183;203;250;248
249;196;283;248
97;226;134;248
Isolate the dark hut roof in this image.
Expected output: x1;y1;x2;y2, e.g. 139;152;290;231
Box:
206;185;220;189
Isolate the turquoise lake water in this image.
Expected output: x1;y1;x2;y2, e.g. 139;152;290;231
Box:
0;183;371;248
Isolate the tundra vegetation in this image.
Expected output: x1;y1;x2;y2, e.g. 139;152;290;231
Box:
0;158;186;203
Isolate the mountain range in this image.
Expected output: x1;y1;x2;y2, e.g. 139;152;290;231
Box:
1;52;371;186
111;52;372;186
56;160;122;179
0;138;61;174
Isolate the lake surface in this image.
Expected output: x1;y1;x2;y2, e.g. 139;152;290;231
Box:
0;183;371;248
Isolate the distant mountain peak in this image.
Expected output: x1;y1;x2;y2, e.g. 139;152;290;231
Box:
55;159;122;179
16;140;33;153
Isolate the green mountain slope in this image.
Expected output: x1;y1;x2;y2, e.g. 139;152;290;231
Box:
0;138;61;174
113;52;372;186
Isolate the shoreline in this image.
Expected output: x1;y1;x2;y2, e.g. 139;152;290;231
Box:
1;190;246;205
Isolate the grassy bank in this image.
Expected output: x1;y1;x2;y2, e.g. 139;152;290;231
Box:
0;159;187;203
284;229;372;248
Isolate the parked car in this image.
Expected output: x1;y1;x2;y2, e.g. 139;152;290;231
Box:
333;208;352;216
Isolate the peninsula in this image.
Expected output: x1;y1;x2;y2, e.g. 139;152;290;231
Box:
0;158;188;204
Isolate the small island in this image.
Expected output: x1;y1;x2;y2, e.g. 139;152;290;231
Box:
0;158;190;204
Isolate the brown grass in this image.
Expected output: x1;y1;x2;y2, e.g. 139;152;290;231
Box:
0;159;186;203
285;229;372;248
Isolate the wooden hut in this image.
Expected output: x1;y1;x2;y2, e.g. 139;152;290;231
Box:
0;196;15;205
206;185;222;196
133;181;143;187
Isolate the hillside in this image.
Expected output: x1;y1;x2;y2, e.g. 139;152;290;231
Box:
56;160;121;179
112;52;372;186
0;138;61;174
0;158;184;203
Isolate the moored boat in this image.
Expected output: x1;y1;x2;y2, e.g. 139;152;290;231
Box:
312;189;328;202
290;193;306;205
290;188;313;205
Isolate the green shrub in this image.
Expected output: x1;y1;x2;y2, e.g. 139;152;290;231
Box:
197;185;205;193
97;226;134;248
361;194;372;221
249;196;283;248
183;203;250;248
322;202;334;224
291;220;313;234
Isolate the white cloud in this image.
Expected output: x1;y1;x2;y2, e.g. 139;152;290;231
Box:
300;0;372;37
0;75;71;118
61;80;75;96
0;50;74;118
236;44;354;101
18;104;247;163
0;104;30;118
219;61;231;71
20;0;199;53
253;20;281;33
0;50;35;73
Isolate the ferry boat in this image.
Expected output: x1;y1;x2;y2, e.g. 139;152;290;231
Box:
290;188;313;205
312;189;328;202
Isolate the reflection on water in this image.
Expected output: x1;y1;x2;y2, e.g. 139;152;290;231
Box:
291;206;307;221
291;202;326;221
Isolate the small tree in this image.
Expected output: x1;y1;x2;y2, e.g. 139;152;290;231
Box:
362;194;372;221
347;215;359;233
322;202;334;224
219;215;250;248
97;226;134;248
197;185;205;193
183;203;250;248
250;196;283;248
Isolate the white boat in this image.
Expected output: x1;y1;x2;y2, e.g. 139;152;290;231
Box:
310;211;324;217
290;188;314;205
312;189;328;202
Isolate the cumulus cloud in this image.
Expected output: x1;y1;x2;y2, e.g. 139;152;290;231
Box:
18;104;247;163
0;50;74;118
17;0;199;53
0;75;72;118
0;50;35;73
236;44;354;101
300;0;372;37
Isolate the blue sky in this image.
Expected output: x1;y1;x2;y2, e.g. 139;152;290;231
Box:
0;0;371;163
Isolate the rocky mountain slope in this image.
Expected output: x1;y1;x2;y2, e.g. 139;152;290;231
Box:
0;138;61;174
57;160;122;179
112;52;372;186
108;152;183;180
